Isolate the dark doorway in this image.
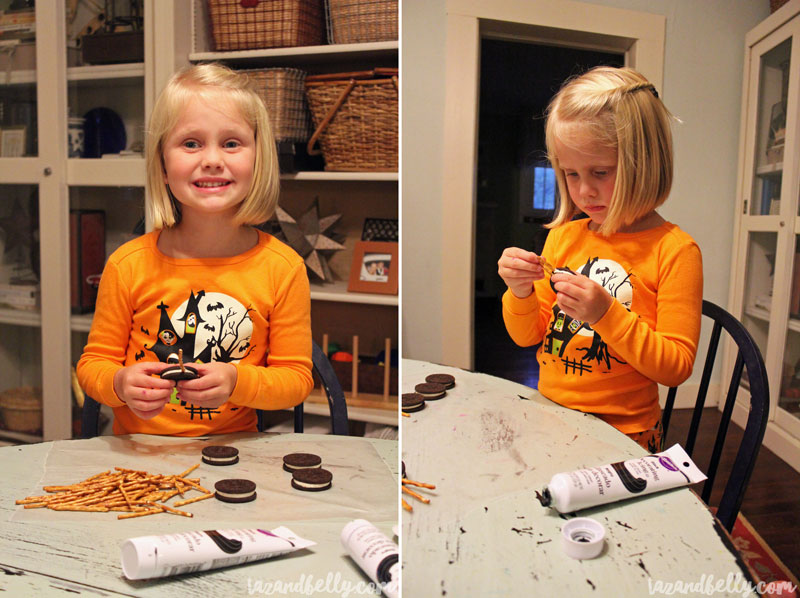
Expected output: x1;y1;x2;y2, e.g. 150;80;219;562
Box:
473;39;623;387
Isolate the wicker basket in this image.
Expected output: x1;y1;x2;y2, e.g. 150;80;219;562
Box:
305;68;398;171
0;386;42;434
206;0;325;51
325;0;397;44
243;68;313;142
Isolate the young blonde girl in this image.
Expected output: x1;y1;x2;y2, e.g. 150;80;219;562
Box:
497;66;702;452
77;63;313;436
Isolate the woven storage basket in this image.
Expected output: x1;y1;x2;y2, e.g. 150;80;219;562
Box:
206;0;325;51
326;0;397;44
0;386;42;434
305;68;398;171
243;68;313;142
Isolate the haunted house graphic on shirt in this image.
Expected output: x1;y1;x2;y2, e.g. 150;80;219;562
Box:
543;257;633;375
140;289;254;420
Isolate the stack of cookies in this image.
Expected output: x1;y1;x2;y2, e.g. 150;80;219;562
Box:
402;373;456;415
283;452;333;492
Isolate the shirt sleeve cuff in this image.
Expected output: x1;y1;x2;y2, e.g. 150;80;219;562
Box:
502;287;539;315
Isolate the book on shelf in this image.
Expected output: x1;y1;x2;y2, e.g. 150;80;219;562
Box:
0;281;38;311
70;210;105;314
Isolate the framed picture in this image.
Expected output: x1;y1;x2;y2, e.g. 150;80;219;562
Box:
348;241;398;295
0;127;26;157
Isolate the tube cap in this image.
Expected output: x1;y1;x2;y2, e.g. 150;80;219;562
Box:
561;517;605;559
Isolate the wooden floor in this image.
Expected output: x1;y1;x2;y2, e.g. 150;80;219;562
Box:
474;296;800;576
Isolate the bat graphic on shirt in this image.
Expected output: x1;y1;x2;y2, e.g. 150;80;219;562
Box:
204;323;216;332
135;350;145;361
207;302;224;312
140;326;150;335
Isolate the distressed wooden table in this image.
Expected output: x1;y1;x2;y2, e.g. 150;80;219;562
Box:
402;359;755;597
0;432;397;597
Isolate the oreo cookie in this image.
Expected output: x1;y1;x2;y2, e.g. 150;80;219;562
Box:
291;468;333;492
425;373;455;389
282;452;322;473
202;445;239;466
160;364;199;381
414;382;446;400
402;392;425;413
214;478;256;503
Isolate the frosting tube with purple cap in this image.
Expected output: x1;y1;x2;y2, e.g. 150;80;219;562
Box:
537;444;706;513
121;526;314;580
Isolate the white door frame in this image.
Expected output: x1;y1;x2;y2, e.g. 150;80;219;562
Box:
440;0;666;369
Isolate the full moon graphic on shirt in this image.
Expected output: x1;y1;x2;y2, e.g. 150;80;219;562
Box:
170;292;253;363
575;258;633;337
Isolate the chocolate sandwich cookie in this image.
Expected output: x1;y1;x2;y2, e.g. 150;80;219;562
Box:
425;373;455;389
160;364;199;381
291;468;333;492
402;392;425;413
414;382;447;400
202;445;239;466
214;478;257;503
282;452;322;473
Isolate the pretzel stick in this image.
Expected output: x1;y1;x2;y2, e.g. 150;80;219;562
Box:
180;478;211;495
179;464;200;478
402;478;436;489
402;486;430;504
179;349;186;373
118;508;163;520
539;257;555;276
148;502;192;517
402;498;413;512
173;493;213;507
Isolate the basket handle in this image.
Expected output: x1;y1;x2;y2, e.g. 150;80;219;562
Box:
307;78;358;157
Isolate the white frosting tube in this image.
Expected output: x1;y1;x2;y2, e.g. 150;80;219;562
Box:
341;519;398;598
121;526;314;580
538;444;707;513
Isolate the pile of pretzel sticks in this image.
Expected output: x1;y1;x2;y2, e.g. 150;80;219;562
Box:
402;478;435;512
16;464;213;519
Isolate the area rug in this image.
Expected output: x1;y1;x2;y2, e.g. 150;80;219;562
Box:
730;512;798;596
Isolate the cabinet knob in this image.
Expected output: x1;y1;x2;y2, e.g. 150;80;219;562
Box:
43;167;52;176
780;220;785;227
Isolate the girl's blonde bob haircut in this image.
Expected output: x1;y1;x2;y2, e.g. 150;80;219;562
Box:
146;63;279;229
545;66;675;235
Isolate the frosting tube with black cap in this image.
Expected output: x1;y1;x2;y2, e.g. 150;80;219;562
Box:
121;526;314;580
537;444;706;513
341;519;398;598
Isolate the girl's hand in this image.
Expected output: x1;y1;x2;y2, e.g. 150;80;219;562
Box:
498;247;547;299
551;272;613;325
113;363;174;420
175;362;238;410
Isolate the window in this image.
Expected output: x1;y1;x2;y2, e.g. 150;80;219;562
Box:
532;165;556;211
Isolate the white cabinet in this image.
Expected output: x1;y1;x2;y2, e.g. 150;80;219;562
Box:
0;0;397;441
729;0;800;470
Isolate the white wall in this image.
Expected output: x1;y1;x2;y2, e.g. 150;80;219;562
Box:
402;0;770;365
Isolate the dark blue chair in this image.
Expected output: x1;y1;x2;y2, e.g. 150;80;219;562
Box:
662;300;769;532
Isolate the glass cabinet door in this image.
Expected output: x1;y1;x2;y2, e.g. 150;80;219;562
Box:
0;183;43;442
748;37;790;216
0;1;37;158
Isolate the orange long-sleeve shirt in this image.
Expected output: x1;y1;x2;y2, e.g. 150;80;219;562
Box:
77;230;313;436
502;219;702;434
